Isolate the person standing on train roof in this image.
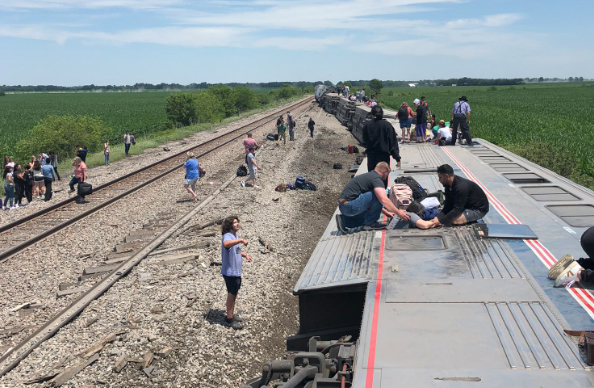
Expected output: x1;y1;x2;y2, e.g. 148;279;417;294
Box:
362;105;401;185
430;164;489;227
335;162;411;234
413;98;428;143
550;226;594;288
451;95;473;146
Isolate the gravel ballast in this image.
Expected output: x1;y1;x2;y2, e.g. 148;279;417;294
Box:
0;104;360;388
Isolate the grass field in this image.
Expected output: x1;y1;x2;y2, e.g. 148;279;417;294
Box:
378;83;594;189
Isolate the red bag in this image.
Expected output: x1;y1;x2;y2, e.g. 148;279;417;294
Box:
348;145;354;154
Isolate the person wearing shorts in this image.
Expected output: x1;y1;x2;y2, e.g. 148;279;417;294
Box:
221;216;252;330
431;164;489;226
242;147;261;188
277;123;287;145
183;152;199;202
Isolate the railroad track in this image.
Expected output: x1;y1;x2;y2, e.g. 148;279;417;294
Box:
0;97;314;264
0;97;317;380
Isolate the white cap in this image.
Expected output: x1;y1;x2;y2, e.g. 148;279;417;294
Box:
413;98;420;104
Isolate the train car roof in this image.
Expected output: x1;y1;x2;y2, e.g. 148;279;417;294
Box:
295;139;594;387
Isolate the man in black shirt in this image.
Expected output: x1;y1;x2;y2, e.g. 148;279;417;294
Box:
413;98;428;143
336;162;410;233
362;105;401;180
431;164;489;226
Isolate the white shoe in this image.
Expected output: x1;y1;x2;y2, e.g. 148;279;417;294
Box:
554;262;582;288
240;181;246;187
253;185;260;189
14;204;19;208
10;206;16;210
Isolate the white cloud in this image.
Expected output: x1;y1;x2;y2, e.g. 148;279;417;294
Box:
0;0;182;10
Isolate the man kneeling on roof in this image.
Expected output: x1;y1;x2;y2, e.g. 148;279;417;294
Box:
336;162;410;234
430;164;489;227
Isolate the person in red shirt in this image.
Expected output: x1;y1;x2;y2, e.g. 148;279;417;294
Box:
242;133;258;164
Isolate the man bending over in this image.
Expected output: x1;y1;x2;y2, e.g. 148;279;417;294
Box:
336;162;410;234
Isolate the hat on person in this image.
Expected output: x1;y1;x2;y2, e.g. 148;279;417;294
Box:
459;96;468;101
413;98;420;104
125;129;129;133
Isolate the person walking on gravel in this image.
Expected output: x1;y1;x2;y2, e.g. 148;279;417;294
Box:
277;121;287;145
241;147;261;189
287;111;295;141
49;151;60;181
183;151;199;202
3;166;15;210
220;216;252;330
123;130;132;156
308;118;315;138
242;133;257;164
104;140;111;165
13;164;26;207
41;157;56;201
70;156;87;203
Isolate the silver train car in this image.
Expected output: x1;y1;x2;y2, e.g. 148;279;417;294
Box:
242;89;594;388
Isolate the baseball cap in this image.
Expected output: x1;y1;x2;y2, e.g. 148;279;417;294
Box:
459;96;468;101
413;98;420;104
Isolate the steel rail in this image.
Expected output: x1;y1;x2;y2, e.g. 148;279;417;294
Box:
0;97;313;263
0;100;317;379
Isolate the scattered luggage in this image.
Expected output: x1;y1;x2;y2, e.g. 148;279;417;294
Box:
78;182;93;196
394;176;426;200
389;184;413;210
348;165;359;172
348;145;354;154
274;134;279;141
275;183;287;192
236;165;248;177
267;134;276;141
333;163;342;169
353;146;359;153
355;155;364;165
303;181;317;191
295;176;306;189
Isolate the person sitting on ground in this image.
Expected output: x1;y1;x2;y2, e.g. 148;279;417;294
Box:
220;216;252;330
433;120;453;146
336;162;411;234
183;151;199;202
430;164;489;226
241;147;261;189
550;226;594;288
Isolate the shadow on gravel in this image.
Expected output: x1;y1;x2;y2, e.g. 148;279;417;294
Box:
205;308;227;327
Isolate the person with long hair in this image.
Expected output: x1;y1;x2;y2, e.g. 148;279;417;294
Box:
104;140;110;165
32;160;44;198
23;165;33;203
220;216;252;330
13;164;25;207
3;166;15;209
28;155;36;170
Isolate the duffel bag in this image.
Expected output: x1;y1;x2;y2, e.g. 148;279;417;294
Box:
78;182;93;196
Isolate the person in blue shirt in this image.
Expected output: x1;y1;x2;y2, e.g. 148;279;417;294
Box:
220;216;252;330
41;157;56;201
183;151;200;202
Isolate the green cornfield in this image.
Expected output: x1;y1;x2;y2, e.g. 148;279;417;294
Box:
379;83;594;190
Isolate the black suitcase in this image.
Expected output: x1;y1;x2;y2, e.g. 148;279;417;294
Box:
78;182;93;196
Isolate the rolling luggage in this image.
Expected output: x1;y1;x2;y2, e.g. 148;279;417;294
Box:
77;182;93;196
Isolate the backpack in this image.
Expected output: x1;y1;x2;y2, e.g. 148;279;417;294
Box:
295;176;306;189
267;134;276;141
355;155;364;165
394;176;426;200
130;135;136;145
397;106;409;121
303;181;317;191
389;184;413;210
352;146;359;154
333;163;342;169
236;165;248;177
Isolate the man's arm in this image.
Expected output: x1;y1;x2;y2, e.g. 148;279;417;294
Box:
374;187;410;221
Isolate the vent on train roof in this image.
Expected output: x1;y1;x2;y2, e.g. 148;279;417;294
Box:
521;186;581;202
480;156;513;163
385;235;446;251
546;205;594;227
471;150;499;156
490;163;528;172
504;173;550;184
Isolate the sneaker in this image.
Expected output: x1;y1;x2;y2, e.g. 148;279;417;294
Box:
363;221;387;231
240;181;246;187
232;314;243;322
253;185;259;189
9;206;16;210
335;214;348;234
548;254;574;279
225;317;243;330
554;262;582;288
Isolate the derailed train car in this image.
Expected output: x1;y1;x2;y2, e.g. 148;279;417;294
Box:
241;86;594;388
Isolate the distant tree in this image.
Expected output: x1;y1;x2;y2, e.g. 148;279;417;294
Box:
538;77;544;82
569;77;574;82
16;115;110;160
579;77;584;82
0;91;5;97
233;87;258;113
208;84;237;117
165;92;199;126
369;78;384;94
343;81;352;88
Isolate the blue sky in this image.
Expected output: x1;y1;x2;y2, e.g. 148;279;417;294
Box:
1;0;592;86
